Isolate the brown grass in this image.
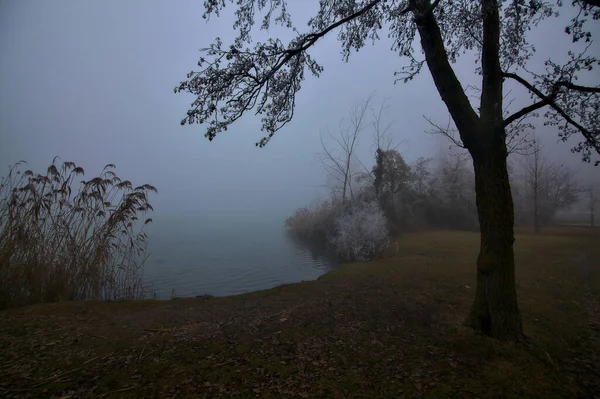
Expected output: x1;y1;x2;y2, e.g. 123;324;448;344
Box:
0;226;599;398
0;159;156;308
284;200;339;243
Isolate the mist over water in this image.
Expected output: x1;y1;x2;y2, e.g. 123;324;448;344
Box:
1;0;598;303
143;215;337;299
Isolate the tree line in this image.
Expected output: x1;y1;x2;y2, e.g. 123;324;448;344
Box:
285;98;593;263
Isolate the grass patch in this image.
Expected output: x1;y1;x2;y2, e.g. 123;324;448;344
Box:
1;226;599;398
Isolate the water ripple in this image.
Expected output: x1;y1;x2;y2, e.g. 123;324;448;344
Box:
143;227;337;299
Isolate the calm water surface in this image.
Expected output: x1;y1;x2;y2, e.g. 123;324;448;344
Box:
143;217;336;299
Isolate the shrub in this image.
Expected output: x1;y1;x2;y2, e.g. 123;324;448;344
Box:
0;158;156;309
330;201;389;261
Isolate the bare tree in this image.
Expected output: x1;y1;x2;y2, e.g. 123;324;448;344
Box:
518;137;582;232
319;98;370;205
541;164;582;224
409;157;434;197
507;156;528;227
352;97;402;188
176;0;600;341
436;151;476;207
367;98;410;202
371;97;399;153
521;138;544;233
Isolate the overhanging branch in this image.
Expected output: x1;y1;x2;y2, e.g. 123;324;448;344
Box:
294;0;384;53
502;98;551;127
555;81;600;93
503;72;600;155
581;0;600;7
179;0;398;146
502;72;546;100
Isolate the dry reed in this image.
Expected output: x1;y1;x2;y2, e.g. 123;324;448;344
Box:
0;158;156;308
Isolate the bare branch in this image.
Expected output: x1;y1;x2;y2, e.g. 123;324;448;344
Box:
318;98;370;203
370;97;394;150
424;116;466;150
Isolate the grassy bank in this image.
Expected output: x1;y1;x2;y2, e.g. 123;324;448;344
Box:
1;227;599;398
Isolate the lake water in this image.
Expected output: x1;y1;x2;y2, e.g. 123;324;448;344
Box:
143;216;336;299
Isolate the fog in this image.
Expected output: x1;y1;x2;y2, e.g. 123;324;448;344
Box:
1;1;598;296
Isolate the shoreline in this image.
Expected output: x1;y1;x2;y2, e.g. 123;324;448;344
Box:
1;227;599;398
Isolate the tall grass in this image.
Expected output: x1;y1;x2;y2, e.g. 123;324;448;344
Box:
284;200;340;245
0;158;156;309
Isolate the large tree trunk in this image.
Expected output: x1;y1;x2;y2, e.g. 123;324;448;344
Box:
413;0;523;341
466;143;523;341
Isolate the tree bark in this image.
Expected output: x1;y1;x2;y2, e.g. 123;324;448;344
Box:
413;0;523;341
466;140;523;341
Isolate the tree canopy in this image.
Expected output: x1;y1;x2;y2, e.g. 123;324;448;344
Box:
175;0;600;163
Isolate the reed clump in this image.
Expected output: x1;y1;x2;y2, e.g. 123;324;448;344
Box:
0;158;156;309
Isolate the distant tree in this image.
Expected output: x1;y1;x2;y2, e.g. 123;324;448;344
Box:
521;138;545;233
542;165;582;223
507;157;529;227
425;151;479;230
373;149;412;200
409;157;435;197
518;137;582;232
588;186;597;227
354;97;402;190
176;0;600;341
435;152;475;208
372;148;414;232
371;97;397;153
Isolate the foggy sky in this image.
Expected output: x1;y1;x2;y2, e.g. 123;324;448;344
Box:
1;0;598;224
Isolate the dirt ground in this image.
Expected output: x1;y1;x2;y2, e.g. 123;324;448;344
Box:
1;227;599;398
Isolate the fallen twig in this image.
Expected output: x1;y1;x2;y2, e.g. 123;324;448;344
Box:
211;359;237;368
99;386;138;397
33;355;103;387
144;327;175;333
139;349;155;361
211;357;249;368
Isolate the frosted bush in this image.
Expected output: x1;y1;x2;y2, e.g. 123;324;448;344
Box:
330;201;389;261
